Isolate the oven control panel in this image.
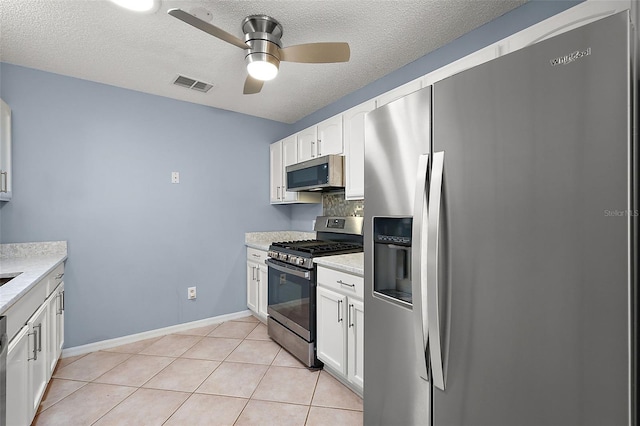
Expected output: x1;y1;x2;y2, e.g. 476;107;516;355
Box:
267;251;314;269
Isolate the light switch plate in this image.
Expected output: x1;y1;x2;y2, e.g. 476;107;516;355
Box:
171;172;180;184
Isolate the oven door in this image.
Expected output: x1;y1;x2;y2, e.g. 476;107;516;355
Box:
266;258;315;342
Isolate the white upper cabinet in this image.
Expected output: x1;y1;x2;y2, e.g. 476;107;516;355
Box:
316;115;343;157
297;115;343;162
269;141;284;203
0;98;13;201
297;126;318;162
281;135;299;203
376;79;422;108
343;100;375;200
270;138;321;205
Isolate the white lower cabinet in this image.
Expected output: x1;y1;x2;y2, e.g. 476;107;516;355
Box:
28;303;49;417
347;298;364;389
5;264;65;425
246;247;268;321
46;282;65;378
316;267;364;393
316;286;347;374
6;326;29;426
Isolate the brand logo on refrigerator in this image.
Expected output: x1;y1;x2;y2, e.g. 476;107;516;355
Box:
550;48;591;66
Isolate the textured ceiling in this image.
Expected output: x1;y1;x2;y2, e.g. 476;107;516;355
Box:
0;0;527;123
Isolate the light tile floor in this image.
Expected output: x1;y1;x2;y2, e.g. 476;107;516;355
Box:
33;315;363;426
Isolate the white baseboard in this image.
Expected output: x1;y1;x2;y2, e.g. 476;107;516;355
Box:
61;310;254;358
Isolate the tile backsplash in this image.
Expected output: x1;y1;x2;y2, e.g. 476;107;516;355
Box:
323;192;364;217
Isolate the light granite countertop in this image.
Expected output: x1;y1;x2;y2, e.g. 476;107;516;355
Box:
314;252;364;276
0;241;68;315
245;231;316;251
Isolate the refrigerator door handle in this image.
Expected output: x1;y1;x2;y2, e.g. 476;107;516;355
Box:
411;153;430;382
427;151;446;390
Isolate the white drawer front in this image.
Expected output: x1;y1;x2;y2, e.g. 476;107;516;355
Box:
247;247;267;264
317;267;363;300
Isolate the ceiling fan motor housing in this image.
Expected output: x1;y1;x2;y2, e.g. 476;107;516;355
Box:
242;15;283;72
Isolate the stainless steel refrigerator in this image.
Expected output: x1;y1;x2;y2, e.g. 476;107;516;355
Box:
364;11;637;426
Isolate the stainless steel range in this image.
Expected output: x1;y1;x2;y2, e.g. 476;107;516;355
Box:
266;216;363;368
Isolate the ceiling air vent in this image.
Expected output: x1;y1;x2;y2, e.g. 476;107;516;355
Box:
173;75;213;93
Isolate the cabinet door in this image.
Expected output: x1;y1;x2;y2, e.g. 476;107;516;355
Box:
347;298;364;390
257;264;268;320
317;115;343;156
316;286;347;374
297;127;318;162
7;326;30;426
281;135;299;203
343;100;375;200
46;290;58;378
270;141;283;204
46;282;65;378
376;79;422;108
56;283;65;358
0;98;12;201
28;302;49;418
247;261;258;313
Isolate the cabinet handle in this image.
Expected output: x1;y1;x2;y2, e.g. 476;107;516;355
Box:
55;273;64;280
28;328;38;361
0;171;7;193
337;279;355;288
337;299;343;323
311;141;316;158
251;266;256;281
276;186;281;200
57;291;65;315
317;139;322;156
37;323;43;352
256;265;261;283
252;254;260;258
348;304;354;328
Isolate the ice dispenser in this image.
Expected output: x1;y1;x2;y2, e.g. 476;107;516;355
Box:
373;217;413;307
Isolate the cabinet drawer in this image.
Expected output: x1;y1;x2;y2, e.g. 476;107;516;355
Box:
317;267;363;300
247;247;267;264
47;264;65;294
5;279;47;342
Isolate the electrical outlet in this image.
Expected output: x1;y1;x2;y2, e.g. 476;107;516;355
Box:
187;286;196;300
171;172;180;184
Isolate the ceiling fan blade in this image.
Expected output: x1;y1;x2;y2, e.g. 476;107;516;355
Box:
279;42;350;63
243;76;264;95
168;8;248;50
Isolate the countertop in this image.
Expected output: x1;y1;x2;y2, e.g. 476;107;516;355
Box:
0;241;68;315
314;252;364;276
245;231;316;251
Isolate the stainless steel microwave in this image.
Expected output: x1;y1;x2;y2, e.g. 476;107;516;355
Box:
285;155;344;192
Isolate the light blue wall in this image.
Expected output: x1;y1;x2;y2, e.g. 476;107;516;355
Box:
0;63;291;347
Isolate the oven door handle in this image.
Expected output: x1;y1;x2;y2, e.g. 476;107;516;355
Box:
266;259;311;280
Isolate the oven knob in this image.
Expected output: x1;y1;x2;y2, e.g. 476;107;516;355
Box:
289;256;298;264
297;258;305;266
279;253;288;261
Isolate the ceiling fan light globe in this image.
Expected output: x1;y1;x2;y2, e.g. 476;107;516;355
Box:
110;0;159;13
247;61;278;81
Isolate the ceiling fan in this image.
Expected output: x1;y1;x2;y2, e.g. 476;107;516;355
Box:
167;9;350;95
